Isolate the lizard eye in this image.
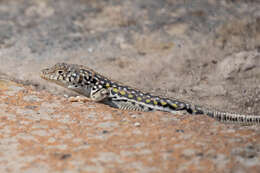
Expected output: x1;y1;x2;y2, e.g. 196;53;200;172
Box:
58;70;63;74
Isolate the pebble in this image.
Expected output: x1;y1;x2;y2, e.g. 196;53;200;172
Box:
134;122;141;127
88;47;93;53
131;114;137;119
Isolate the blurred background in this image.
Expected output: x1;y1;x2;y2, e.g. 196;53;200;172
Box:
0;0;259;114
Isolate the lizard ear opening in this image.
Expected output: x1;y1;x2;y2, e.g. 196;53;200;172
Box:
58;70;63;74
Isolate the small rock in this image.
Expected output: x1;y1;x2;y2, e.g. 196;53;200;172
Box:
23;95;41;102
102;130;109;134
134;122;141;127
131;114;137;119
176;129;184;133
88;47;93;53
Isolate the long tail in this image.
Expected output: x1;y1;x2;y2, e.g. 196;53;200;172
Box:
188;104;260;125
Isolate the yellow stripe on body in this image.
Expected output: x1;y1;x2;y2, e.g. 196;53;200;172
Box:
113;88;118;92
128;94;134;98
145;99;151;103
137;97;142;101
171;103;178;108
120;90;126;95
106;83;110;88
160;101;167;106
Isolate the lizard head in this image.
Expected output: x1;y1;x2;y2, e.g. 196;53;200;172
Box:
41;62;109;97
40;63;83;87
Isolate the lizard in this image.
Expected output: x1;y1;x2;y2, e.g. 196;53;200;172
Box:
40;62;260;125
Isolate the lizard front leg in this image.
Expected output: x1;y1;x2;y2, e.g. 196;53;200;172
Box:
89;88;110;101
69;85;109;102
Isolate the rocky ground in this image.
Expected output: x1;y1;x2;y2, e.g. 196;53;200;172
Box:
0;0;260;172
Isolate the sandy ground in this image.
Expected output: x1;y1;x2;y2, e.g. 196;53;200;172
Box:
1;78;260;173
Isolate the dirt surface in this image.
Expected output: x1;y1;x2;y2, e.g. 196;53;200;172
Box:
1;79;260;173
0;0;260;172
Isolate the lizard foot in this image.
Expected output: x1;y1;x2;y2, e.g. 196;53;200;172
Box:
68;96;92;103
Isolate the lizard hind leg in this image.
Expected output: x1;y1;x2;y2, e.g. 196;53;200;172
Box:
68;88;110;103
90;88;110;102
105;100;155;112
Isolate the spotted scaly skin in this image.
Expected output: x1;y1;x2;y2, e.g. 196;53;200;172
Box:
41;63;260;125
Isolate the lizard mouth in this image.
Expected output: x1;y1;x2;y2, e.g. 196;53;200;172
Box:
40;70;49;80
40;72;46;79
40;68;67;88
40;69;54;81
